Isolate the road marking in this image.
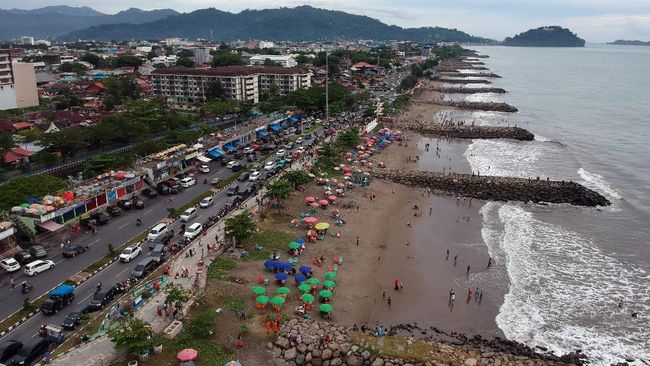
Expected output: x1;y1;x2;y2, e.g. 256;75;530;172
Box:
195;214;202;220
56;259;65;264
143;209;154;215
88;239;100;246
116;267;129;278
77;293;94;305
118;222;129;229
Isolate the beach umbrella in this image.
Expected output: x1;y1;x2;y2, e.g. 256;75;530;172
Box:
225;362;242;366
276;287;291;295
328;195;337;202
299;265;312;274
264;259;276;269
252;286;266;295
310;202;320;208
295;238;305;244
325;271;337;280
303;217;318;224
275;273;288;281
270;296;285;306
177;348;198;362
307;278;320;286
319;200;329;206
295;274;306;284
319;304;333;313
315;223;330;231
319;290;333;298
19;203;29;208
323;280;336;288
301;293;315;303
256;295;270;304
305;196;316;203
288;242;301;250
298;283;311;293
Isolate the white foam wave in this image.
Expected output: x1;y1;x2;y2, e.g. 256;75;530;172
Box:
578;167;622;201
464;140;544;177
534;134;551;142
491;204;650;365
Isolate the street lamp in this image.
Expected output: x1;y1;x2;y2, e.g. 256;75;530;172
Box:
325;51;330;122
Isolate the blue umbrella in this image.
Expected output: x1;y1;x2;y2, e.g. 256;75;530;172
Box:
264;260;276;269
26;197;39;204
279;262;293;271
275;273;288;281
295;238;305;244
299;265;312;274
295;274;306;283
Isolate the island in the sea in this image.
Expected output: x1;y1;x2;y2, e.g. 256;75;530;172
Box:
503;26;585;47
608;39;650;46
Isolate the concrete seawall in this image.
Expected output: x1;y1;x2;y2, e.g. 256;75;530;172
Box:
430;86;507;94
395;122;534;140
435;100;519;112
371;169;611;207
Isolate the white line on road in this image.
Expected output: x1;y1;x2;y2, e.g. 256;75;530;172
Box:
118;222;129;229
77;293;94;305
56;259;65;264
88;239;100;246
143;209;154;215
116;267;129;278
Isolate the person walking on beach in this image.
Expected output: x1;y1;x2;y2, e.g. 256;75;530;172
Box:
429;204;433;215
487;257;492;268
356;236;359;246
387;297;392;307
449;289;455;300
382;291;386;300
466;264;471;275
453;255;458;266
446;249;449;260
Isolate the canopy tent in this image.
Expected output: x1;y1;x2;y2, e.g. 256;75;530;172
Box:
257;130;269;137
323;280;336;288
223;144;236;152
307;278;320;285
38;220;64;232
269;124;281;132
319;290;332;298
301;293;315;303
288;242;301;250
295;274;306;283
276;287;290;295
252;286;266;295
270;296;285;305
196;155;212;163
298;283;311;293
208;148;225;159
299;265;312;274
256;295;270;304
236;140;246;146
275;273;288;281
319;304;333;313
325;271;337;280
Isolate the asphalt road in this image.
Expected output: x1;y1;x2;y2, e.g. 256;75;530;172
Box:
0;135;317;347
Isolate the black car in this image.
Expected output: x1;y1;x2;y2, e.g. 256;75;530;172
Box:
131;257;157;279
156;184;171;195
233;152;243;159
170;184;181;194
13;251;33;265
62;245;88;258
0;340;22;363
220;158;231;167
141;188;157;198
237;172;250;182
11;337;48;366
86;286;119;312
246;154;256;162
106;206;122;217
231;163;244;172
117;199;132;210
62;310;82;330
90;212;110;225
132;199;145;209
226;185;239;196
224;196;241;208
28;245;47;259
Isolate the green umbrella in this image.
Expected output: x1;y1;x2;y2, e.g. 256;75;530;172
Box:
319;304;333;313
323;280;336;288
319;290;332;298
288;242;301;250
270;296;285;306
301;293;315;303
298;283;311;292
256;295;269;304
252;286;266;295
276;287;290;295
307;278;320;286
325;271;337;280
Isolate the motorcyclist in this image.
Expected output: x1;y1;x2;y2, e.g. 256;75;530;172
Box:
96;282;102;292
136;217;142;225
203;177;208;184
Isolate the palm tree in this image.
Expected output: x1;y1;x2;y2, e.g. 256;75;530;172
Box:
264;179;292;210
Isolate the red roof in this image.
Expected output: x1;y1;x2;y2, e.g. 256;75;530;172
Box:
352;62;377;69
0;119;16;132
4;147;32;164
12;122;33;130
152;66;307;77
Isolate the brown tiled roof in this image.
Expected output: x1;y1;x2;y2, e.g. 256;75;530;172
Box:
152;66;307;77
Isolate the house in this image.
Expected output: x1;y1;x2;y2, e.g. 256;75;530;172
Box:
4;147;32;164
12;121;33;131
85;82;106;94
0;119;17;133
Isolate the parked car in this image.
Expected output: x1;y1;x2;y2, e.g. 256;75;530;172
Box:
180;207;198;222
199;196;214;208
264;161;276;171
86;286;119;311
40;284;75;315
296;137;304;144
62;310;82;330
237;172;250;182
211;177;222;185
233;152;243;159
13;251;33;265
132;199;145;209
148;230;173;249
226;161;237;169
170;184;181;194
276;149;286;157
183;223;203;240
231;162;244;172
29;245;47;259
106;206;122;217
243;147;254;154
224;196;240;208
141;188;158;198
0;258;19;274
284;142;294;150
62;245;88;258
90;212;110;225
119;245;142;263
150;244;166;264
226;185;239;196
117;199;132;210
198;164;210;173
179;177;197;188
0;340;22;363
23;259;55;276
10;337;48;366
147;223;169;241
246;154;256;162
131;257;157;279
249;171;262;182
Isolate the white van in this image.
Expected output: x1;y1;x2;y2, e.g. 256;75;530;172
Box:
179;177;196;188
180;207;198;222
183;223;203;240
147;223;169;241
24;259;55;276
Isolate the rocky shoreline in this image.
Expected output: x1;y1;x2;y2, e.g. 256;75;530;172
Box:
393;121;533;140
432;101;519;113
439;72;502;78
269;319;586;366
370;168;611;207
429;86;507;94
438;78;492;84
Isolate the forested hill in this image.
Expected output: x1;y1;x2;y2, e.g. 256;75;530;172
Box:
607;40;650;46
60;6;494;43
503;26;585;47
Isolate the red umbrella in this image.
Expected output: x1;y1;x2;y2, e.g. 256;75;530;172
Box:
328;196;337;201
342;166;351;172
303;217;318;224
310;202;320;208
319;200;329;206
62;191;74;201
343;172;353;177
305;197;316;203
177;348;198;362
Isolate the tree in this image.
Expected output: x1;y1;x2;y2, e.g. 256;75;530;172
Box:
53;87;81;110
80;53;101;68
284;170;312;189
177;49;194;58
238;100;253;119
295;54;310;65
204;99;237;117
224;211;256;244
204;80;225;102
0;175;67;211
264;179;293;210
58;63;88;75
410;64;423;78
107;316;156;356
0;131;14;158
211;51;244;67
187;309;217;338
115;55;143;68
176;57;195;68
34;151;58;166
337;128;361;150
399;75;418;91
164;283;190;308
363;105;376;117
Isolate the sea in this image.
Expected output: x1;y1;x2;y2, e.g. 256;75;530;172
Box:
450;44;650;365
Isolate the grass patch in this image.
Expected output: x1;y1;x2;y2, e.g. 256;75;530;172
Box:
207;258;237;280
223;297;245;312
243;230;295;261
164;335;234;365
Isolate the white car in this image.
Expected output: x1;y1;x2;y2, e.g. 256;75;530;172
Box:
119;245;142;263
276;149;286;157
199;196;214;208
199;164;210;173
179;177;197;188
24;259;55;276
226;161;237;169
296;137;304;144
0;258;20;272
249;171;262;181
183;223;203;240
243;147;254;154
264;161;276;171
180;207;198;222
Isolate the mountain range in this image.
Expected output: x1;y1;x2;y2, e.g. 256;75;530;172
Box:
0;6;179;40
0;5;493;44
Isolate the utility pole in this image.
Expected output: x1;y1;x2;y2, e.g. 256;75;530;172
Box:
325;51;330;122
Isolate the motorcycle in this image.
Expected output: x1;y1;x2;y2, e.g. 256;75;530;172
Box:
21;282;33;294
136;218;142;226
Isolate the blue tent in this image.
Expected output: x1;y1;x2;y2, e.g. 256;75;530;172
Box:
295;238;305;244
264;260;276;269
223;144;236;152
275;273;288;281
257;130;268;137
289;115;300;122
269;124;281;132
208;148;225;159
236;140;246;146
299;265;312;274
295;274;306;283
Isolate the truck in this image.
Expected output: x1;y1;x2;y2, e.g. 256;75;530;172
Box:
40;284;75;315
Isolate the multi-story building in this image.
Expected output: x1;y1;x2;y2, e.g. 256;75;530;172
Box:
248;55;297;68
0;49;17;110
150;66;311;104
0;50;39;110
21;36;35;45
193;48;212;65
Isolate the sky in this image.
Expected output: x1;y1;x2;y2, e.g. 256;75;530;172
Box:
3;0;650;42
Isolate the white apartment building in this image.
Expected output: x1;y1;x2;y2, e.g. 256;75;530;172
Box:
248;55;297;68
60;55;76;64
150;66;311;104
258;41;275;49
193;48;213;65
0;49;17;110
0;50;39;110
151;55;178;66
21;36;35;45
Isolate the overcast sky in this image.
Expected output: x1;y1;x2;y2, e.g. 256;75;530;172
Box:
4;0;650;42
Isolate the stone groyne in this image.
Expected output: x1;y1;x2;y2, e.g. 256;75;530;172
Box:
371;169;610;207
395;122;534;141
439;72;501;78
430;86;507;94
438;78;492;84
434;100;519;112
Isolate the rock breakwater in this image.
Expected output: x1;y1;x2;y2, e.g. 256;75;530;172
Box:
439;72;501;78
434;101;519;112
395;122;533;141
438;78;492;84
370;169;610;207
430;86;507;94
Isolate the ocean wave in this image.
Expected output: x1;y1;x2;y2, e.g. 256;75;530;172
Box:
492;204;650;365
465;140;544;177
534;134;551;142
578;168;622;201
